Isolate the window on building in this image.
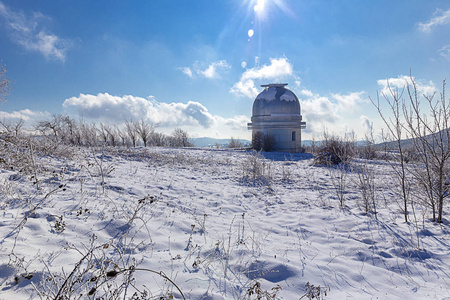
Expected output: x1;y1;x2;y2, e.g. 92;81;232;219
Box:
292;131;296;141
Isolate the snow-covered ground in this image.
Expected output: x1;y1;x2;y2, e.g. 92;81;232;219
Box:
0;146;449;299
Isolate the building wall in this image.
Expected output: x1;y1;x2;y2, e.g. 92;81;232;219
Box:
254;128;302;152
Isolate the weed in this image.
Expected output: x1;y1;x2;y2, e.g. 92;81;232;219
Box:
245;280;282;299
300;282;330;300
54;215;66;233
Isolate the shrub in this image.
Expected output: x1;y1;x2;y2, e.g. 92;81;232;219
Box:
314;137;353;165
252;131;275;152
228;137;243;148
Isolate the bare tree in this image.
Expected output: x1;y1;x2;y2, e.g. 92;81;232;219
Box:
354;127;377;217
371;83;411;223
80;122;98;147
0;62;11;103
152;132;167;146
35;114;64;140
116;125;130;147
125;119;138;147
0;119;24;137
228;137;242;149
403;78;450;223
60;115;80;145
103;123;118;147
171;128;193;147
98;122;110;145
134;120;155;147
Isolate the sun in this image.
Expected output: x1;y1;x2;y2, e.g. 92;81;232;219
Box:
248;0;293;22
253;0;266;13
252;0;268;20
239;0;294;41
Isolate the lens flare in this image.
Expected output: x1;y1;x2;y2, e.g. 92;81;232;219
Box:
248;29;254;38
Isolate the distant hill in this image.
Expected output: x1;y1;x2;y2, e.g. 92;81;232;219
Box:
192;137;251;148
301;140;366;147
192;138;367;149
301;140;313;147
376;128;449;150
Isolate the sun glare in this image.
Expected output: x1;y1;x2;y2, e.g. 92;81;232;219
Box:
250;0;293;21
253;0;266;13
242;0;294;42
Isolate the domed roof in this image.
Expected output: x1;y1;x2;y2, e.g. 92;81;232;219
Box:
252;84;300;117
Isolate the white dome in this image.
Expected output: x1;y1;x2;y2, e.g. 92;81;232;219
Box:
252;84;300;117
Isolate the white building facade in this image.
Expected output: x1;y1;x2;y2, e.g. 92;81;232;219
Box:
248;83;306;152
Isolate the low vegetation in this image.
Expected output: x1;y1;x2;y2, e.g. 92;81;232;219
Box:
0;120;448;298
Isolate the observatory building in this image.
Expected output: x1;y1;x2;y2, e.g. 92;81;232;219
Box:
248;83;306;152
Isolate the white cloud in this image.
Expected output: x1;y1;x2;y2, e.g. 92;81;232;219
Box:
230;79;259;99
180;60;230;79
222;115;250;130
377;75;436;97
63;93;216;128
331;91;367;111
242;57;293;81
300;89;313;97
231;57;295;99
180;67;193;78
0;108;49;129
0;108;48;121
299;90;367;136
439;45;450;60
417;9;450;32
0;1;70;61
302;95;338;124
300;92;339;134
199;60;230;78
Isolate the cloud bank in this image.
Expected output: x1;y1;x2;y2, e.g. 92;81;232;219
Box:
0;1;71;61
63;93;250;138
63;93;216;128
299;89;367;135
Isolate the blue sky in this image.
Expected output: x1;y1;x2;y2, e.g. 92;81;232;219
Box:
0;0;449;140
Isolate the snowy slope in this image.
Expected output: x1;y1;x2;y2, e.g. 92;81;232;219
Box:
0;146;449;299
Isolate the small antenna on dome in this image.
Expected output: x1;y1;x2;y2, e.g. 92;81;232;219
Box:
261;83;288;88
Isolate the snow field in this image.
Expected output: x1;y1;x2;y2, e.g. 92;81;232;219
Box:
0;146;449;299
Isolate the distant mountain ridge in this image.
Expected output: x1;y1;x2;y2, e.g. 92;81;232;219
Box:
376;128;449;150
191;138;367;148
192;137;251;148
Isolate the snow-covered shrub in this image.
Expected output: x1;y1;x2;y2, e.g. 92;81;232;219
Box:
240;150;272;185
357;141;378;160
313;136;354;165
228;137;243;149
353;162;377;216
245;280;282;299
300;282;329;300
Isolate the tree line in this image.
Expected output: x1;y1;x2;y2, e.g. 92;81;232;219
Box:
1;115;194;148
